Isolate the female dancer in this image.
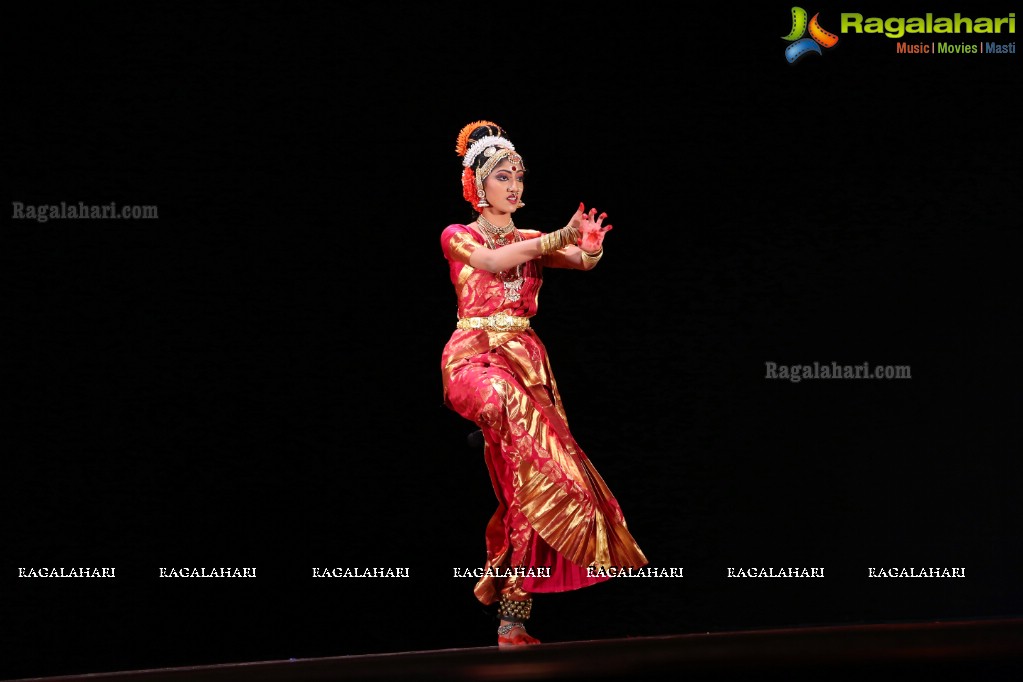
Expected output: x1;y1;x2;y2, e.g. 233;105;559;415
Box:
440;121;647;647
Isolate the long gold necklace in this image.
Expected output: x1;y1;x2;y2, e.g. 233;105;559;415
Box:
476;215;523;302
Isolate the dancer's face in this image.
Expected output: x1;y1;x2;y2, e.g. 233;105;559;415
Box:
484;157;525;214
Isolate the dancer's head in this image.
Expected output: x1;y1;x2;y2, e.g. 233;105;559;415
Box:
455;120;526;215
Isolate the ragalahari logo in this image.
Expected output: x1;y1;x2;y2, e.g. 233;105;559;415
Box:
783;7;839;63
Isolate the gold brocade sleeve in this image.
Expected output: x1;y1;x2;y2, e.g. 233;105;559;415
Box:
446;230;480;265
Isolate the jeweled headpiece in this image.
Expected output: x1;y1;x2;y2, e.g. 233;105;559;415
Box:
462;134;516;168
455;120;525;211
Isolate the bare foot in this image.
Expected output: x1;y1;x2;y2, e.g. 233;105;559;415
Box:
497;620;541;647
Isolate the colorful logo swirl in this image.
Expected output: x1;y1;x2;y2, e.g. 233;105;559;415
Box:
782;7;839;63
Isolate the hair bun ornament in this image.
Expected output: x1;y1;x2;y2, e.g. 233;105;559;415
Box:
455;120;502;158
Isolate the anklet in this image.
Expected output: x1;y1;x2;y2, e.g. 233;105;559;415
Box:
497;622;527;636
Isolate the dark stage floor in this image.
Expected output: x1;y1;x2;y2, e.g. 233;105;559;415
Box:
7;617;1022;682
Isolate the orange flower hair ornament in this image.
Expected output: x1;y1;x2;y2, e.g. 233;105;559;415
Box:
461;167;481;209
455;120;499;158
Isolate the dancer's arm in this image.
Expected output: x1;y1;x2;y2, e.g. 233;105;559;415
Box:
468;210;583;273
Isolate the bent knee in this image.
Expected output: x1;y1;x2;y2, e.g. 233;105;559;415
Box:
451;374;516;428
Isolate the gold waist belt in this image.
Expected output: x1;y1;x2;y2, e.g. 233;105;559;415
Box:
457;313;531;332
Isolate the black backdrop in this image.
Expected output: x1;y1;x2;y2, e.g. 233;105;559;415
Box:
4;2;1021;679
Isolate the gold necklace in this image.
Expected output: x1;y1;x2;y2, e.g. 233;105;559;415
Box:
477;214;515;246
476;216;523;302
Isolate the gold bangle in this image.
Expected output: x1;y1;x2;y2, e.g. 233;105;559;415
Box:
563;224;580;246
581;247;603;264
540;226;576;255
539;232;554;255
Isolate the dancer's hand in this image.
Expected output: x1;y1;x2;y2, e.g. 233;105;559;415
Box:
577;203;612;254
